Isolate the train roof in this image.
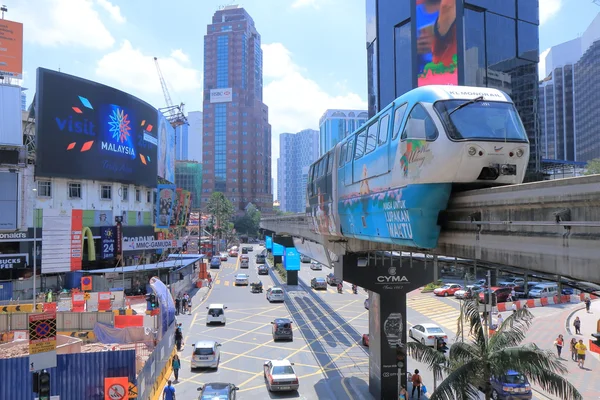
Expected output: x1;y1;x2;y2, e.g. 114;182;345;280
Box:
394;85;513;106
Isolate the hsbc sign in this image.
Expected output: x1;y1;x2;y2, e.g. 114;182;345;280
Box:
210;88;233;103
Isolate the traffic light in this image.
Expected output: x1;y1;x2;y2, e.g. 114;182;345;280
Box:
396;347;407;369
38;370;51;400
146;293;157;310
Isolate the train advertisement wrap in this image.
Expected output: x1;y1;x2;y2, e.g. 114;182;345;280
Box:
416;0;458;86
35;68;159;187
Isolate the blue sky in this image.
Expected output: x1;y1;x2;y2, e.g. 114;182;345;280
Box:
7;0;598;197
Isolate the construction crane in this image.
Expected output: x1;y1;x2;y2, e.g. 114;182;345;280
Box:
154;56;188;128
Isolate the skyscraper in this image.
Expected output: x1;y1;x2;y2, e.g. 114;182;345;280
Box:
201;5;272;213
319;109;368;156
277;129;319;213
175;124;189;160
187;110;203;162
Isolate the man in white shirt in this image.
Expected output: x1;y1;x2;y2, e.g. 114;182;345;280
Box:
511;303;517;313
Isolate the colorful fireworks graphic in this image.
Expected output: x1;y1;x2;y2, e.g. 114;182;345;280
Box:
108;108;131;143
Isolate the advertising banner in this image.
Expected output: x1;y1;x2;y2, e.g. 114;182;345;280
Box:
156;184;176;229
0;19;23;79
157;111;175;183
35;68;159;187
70;210;83;270
0;86;23;146
122;239;181;251
416;0;458;86
100;226;116;259
42;209;83;274
180;190;191;226
115;222;123;256
0;254;27;269
171;188;183;227
149;276;176;339
266;236;272;250
0;172;18;230
210;88;232;103
273;242;284;256
283;247;300;271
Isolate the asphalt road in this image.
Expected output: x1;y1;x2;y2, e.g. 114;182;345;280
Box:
170;245;371;400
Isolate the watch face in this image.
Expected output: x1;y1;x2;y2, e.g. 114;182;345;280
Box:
384;313;404;348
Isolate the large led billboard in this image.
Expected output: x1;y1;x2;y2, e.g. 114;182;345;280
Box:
35;68;158;187
416;0;458;86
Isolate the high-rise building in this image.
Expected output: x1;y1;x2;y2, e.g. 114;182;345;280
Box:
20;88;27;111
201;5;272;212
175;160;203;209
367;0;541;178
187;111;203;162
175;124;189;160
277;129;319;213
319;110;368;156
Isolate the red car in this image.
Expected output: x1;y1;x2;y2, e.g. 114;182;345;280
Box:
361;334;369;347
433;284;463;297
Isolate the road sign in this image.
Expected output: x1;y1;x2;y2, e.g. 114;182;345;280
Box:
104;377;128;400
128;382;137;399
29;312;57;372
84;292;91;300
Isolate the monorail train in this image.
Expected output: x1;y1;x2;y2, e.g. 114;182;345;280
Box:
306;85;530;249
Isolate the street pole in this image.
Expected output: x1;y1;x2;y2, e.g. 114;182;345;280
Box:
487;270;493;333
32;185;37;311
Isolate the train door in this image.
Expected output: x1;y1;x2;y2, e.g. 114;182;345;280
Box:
344;137;354;186
337;142;347;188
389;103;408;172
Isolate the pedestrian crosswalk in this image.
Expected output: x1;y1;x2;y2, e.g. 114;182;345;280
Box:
408;294;463;335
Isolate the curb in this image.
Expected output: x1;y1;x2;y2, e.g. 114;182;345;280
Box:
565;304;587;335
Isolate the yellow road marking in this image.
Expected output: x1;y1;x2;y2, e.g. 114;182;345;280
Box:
224;281;230;286
202;307;276;333
219;351;321;368
215;280;221;285
192;271;219;313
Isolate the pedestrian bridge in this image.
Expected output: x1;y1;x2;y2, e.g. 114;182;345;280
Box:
261;175;600;284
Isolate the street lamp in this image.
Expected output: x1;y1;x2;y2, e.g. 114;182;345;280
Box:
32;185;37;310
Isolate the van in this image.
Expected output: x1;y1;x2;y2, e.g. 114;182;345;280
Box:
528;283;558;298
191;340;221;369
206;303;227;325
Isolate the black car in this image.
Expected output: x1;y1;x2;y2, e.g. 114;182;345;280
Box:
256;253;266;264
271;318;293;341
310;277;327;290
258;264;269;275
197;382;238;399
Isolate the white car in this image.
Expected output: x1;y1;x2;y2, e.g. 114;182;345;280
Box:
206;304;227;325
263;359;299;392
454;285;484;299
191;340;221;369
235;273;249;286
409;323;448;346
266;287;285;302
310;261;322;270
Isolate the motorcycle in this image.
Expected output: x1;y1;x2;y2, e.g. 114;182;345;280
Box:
337;284;343;294
352;285;357;294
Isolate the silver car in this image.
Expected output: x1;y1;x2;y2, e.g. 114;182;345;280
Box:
191;340;221;369
263;359;299;392
235;273;249;286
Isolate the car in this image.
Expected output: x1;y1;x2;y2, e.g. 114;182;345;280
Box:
256;253;266;264
257;264;269;275
229;249;238;257
266;287;285;302
300;254;311;263
245;246;253;252
206;304;227;325
240;258;249;268
361;333;369;347
197;382;238;400
310;277;327;290
484;370;533;400
191;340;221;369
310;261;323;270
479;287;512;303
271;318;293;341
454;285;484;299
210;256;222;268
514;282;541;298
409;323;448;346
263;359;299;392
433;284;463;297
219;252;229;261
326;273;340;286
240;254;250;262
502;277;525;286
235;274;249;286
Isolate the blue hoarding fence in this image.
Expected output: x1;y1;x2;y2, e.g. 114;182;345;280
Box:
137;322;176;400
283;247;300;271
0;280;13;301
0;349;136;400
266;236;273;250
273;242;284;256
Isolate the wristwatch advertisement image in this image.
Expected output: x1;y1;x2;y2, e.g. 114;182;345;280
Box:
383;312;403;349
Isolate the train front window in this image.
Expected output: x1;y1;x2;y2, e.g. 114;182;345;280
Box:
434;100;528;142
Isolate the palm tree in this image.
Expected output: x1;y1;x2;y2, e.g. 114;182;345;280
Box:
406;299;582;400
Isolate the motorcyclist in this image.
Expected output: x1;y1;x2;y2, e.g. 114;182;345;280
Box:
352;284;357;294
337;282;343;293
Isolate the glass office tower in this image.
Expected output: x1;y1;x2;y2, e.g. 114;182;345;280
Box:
367;0;541;179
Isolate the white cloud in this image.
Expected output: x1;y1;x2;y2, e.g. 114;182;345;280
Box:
291;0;320;9
170;49;191;64
538;48;550;78
96;0;126;23
95;40;202;101
12;0;115;49
540;0;562;25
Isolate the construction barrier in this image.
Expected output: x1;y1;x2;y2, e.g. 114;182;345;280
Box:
113;308;136;316
0;303;43;313
59;330;97;341
114;315;144;329
497;293;598;312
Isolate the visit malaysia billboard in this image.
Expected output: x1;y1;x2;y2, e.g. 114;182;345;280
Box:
35;68;158;187
416;0;458;86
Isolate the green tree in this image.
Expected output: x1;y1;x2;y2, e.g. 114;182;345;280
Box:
406;299;581;400
584;158;600;175
234;203;261;236
206;192;234;246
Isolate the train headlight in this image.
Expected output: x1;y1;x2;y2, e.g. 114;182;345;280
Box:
516;148;524;158
468;147;477;156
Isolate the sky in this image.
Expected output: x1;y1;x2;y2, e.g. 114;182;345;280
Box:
6;0;599;200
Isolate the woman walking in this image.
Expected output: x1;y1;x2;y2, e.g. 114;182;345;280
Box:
554;334;564;358
411;369;422;399
570;338;578;361
574;316;581;334
172;354;181;382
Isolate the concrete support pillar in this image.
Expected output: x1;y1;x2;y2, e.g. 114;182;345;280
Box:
287;270;298;286
274;255;282;264
433;255;438;282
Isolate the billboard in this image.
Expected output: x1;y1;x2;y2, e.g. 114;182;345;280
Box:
283;247;300;271
41;209;83;274
100;227;116;259
156;184;176;229
0;172;18;230
157;111;175;183
416;0;458;86
35;68;159;187
0;85;23;146
210;88;232;103
273;242;284;256
0;19;23;79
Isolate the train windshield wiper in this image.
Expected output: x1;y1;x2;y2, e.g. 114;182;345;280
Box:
448;96;485;116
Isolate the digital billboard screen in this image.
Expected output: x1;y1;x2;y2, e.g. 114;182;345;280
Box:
283;247;300;271
416;0;458;86
35;68;158;187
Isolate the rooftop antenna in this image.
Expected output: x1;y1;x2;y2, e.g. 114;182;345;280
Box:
1;5;7;19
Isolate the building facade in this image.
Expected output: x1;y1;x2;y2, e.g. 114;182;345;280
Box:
187;111;203;162
319;110;368;156
175;123;189;161
277;129;319;213
201;5;272;213
367;0;541;177
175;160;203;209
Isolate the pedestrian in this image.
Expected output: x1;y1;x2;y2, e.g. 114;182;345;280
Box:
575;339;587;368
511;303;517;314
175;296;181;316
181;295;187;313
574;316;581;334
187;297;192;315
175;324;183;351
172;354;181;382
585;297;591;313
497;313;504;327
411;369;422;400
554;334;564;358
510;288;516;302
399;386;408;400
162;380;176;400
570;338;578;361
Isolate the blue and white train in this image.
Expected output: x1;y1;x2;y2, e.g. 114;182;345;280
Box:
306;85;530;249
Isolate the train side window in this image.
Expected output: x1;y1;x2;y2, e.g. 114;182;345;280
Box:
318;157;326;177
355;130;367;159
378;113;391;145
308;165;314;196
392;104;408;140
346;138;354;163
401;103;438;141
365;122;378;154
339;143;347;167
327;153;334;173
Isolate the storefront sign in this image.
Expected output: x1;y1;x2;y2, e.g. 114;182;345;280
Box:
0;231;27;240
0;254;27;269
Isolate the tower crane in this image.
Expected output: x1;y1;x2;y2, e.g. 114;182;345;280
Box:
154;56;188;128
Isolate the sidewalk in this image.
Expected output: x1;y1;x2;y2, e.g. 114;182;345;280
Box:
566;298;600;361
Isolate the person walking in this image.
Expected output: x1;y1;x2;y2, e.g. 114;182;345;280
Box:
575;339;587;368
162;380;176;400
175;296;181;316
570;338;578;361
172;355;181;382
574;316;581;334
554;334;564;358
175;324;183;351
497;313;504;328
411;369;422;399
399;386;408;400
181;295;188;314
187;296;192;315
585;297;592;313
